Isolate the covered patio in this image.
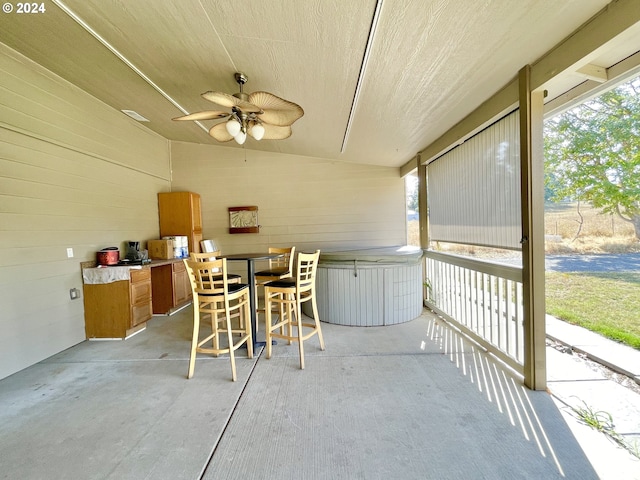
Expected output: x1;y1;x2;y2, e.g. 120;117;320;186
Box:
2;2;640;477
1;307;634;479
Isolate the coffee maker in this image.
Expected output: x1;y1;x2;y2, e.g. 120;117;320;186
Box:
125;241;149;263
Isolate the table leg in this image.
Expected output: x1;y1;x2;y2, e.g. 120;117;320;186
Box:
245;259;265;348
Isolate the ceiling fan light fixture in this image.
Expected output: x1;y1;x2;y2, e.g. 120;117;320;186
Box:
235;130;247;145
226;117;241;136
250;123;265;141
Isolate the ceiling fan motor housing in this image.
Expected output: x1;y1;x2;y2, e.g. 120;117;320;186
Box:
234;72;248;85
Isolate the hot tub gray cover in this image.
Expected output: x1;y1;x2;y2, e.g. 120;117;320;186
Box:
308;245;424;326
318;246;424;265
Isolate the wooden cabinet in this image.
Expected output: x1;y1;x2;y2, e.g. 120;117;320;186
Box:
158;191;202;254
83;268;152;339
82;260;191;339
150;260;192;314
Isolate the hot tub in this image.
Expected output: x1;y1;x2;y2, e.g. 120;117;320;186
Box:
304;246;424;326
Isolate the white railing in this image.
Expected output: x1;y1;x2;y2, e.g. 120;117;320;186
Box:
424;250;524;374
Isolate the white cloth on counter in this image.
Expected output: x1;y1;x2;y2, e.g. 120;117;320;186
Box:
82;266;142;284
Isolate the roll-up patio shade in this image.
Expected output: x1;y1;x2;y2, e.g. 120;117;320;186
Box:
427;110;522;250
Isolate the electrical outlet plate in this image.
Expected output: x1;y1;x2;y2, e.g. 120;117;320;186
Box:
66;248;74;258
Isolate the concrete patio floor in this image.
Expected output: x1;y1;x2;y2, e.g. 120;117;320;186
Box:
1;308;638;479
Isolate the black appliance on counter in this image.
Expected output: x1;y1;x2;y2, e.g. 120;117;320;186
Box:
124;241;151;264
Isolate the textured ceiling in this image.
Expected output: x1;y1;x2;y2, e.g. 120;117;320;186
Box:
1;0;638;167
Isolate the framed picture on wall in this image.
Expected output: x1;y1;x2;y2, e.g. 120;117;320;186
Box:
228;206;259;234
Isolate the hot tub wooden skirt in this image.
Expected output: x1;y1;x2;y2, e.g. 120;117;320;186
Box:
303;262;423;326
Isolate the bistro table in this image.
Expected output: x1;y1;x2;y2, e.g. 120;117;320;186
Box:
221;252;283;348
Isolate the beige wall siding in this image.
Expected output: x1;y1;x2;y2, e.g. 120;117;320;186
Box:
0;44;171;379
170;141;407;258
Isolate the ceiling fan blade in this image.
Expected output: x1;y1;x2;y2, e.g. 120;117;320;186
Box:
261;124;293;140
209;122;234;142
172;110;229;121
249;91;304;126
202;91;262;113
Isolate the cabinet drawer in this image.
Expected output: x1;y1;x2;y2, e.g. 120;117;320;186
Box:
130;268;151;283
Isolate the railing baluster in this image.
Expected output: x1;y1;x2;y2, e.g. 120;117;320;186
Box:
481;272;487;339
424;251;524;373
506;279;513;357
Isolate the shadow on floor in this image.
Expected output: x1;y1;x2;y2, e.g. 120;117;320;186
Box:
0;308;612;479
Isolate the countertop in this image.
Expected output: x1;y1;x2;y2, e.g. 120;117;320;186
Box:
82;258;186;284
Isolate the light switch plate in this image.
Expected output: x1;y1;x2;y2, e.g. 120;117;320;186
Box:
66;248;74;258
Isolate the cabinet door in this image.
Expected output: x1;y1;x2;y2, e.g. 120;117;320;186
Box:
172;262;191;307
158;192;188;236
131;302;152;327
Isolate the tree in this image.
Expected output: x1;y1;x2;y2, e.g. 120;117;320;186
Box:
405;175;419;212
544;76;640;240
544;171;563;202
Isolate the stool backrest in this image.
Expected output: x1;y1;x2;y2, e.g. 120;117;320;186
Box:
268;246;295;273
184;258;228;296
190;251;222;273
191;251;220;262
296;250;320;293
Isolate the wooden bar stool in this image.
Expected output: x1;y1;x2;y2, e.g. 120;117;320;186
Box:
184;258;253;381
254;246;295;330
264;250;325;369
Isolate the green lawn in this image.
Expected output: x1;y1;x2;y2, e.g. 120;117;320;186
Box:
545;272;640;350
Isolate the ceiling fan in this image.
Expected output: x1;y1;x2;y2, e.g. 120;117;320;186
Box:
173;72;304;145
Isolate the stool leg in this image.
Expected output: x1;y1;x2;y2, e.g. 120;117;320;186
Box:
252;277;259;333
188;305;200;379
225;309;237;382
286;293;294;345
279;296;286;336
265;288;273;359
311;295;325;351
244;292;253;359
295;298;305;369
212;309;220;355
